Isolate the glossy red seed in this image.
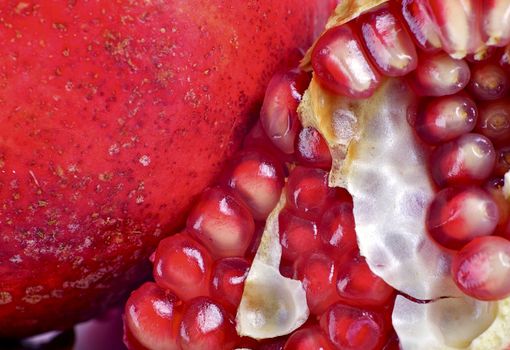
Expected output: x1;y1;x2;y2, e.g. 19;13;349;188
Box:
260;69;309;155
320;202;357;256
283;327;335;350
500;45;510;74
286;166;334;220
210;257;250;313
153;233;212;301
469;63;509;101
311;24;381;98
336;255;395;307
124;282;183;350
485;178;510;233
295;127;332;170
295;252;341;315
226;151;285;220
358;3;418;76
476;101;510;146
414;94;477;144
408;52;470;96
452;236;510;300
400;0;442;51
320;303;387;350
494;147;510;176
278;209;322;262
426;187;499;250
431;133;496;187
179;297;238;350
187;187;255;258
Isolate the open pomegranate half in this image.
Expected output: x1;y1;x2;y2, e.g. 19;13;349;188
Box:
123;1;510;349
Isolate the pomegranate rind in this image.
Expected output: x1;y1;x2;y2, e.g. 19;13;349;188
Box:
393;295;510;350
299;78;461;300
236;193;309;339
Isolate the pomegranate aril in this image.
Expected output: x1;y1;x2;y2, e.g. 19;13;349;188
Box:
430;133;496;187
153;233;212;301
414;94;477;144
260;69;309;155
179;297;238;350
187;186;255;258
336;255;395;308
358;3;418;77
319;201;357;256
278;209;322;262
495;147;510;176
295;127;332;170
485;178;510;232
500;45;510;74
311;23;381;98
482;0;510;47
476;101;510;145
226;150;285;220
295;252;340;316
452;236;510;301
124;282;183;350
400;0;442;52
468;63;509;101
407;52;471;96
283;327;334;350
320;303;387;350
210;257;250;312
286;166;334;220
426;187;500;251
426;0;484;58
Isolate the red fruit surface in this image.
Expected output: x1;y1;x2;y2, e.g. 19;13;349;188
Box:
0;0;335;337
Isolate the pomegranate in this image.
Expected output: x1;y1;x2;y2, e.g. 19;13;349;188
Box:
123;0;510;349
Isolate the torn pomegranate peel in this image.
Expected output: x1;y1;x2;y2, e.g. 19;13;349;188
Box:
124;1;510;349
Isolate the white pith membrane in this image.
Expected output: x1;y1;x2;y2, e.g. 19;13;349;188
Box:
504;171;510;200
236;192;309;339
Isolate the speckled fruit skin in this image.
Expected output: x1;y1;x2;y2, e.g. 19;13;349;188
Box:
0;0;334;338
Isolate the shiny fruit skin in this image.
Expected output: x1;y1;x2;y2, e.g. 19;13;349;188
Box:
0;0;334;337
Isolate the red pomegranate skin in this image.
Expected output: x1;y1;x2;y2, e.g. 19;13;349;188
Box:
0;0;335;337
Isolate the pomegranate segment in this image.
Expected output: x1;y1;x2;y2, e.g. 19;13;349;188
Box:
468;63;509;101
153;234;213;301
414;94;477;144
311;24;381;98
476;101;510;146
319;202;357;256
278;209;322;262
452;236;510;301
187;187;255;258
495;147;510;176
283;327;334;350
430;133;496;187
295;127;333;170
358;4;418;76
407;52;471;96
179;297;239;350
124;283;183;350
399;0;442;52
210;258;250;313
482;0;510;46
426;187;500;251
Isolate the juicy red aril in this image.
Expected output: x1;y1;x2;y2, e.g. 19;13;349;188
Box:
260;69;310;155
295;127;333;170
286;166;334;220
426;187;500;251
179;297;238;350
124;282;183;350
468;63;509;101
278;209;321;262
336;255;395;308
295;252;340;316
495;147;510;176
153;233;212;301
452;236;510;301
226;150;285;220
187;186;255;258
311;23;381;98
320;201;357;256
284;327;334;350
482;0;510;47
430;133;496;187
407;52;470;96
358;3;418;77
400;0;442;52
320;303;387;350
500;45;510;74
476;101;510;146
210;257;250;313
414;94;477;144
485;178;510;233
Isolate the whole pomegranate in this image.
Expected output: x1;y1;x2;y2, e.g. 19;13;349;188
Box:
0;0;335;338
